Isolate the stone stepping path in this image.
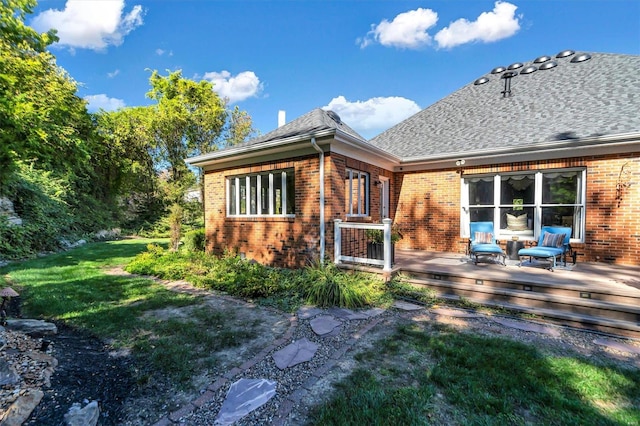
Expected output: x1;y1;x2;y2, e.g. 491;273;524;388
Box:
309;315;342;335
272;338;319;370
593;338;640;355
492;317;561;336
392;300;424;311
215;378;276;425
431;307;483;318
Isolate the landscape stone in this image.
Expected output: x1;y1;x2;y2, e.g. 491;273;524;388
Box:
361;307;386;317
309;315;341;335
215;378;276;425
392;300;424;311
64;400;100;426
272;338;319;369
1;389;43;426
431;307;483;318
5;319;58;337
593;338;640;355
492;318;561;336
0;358;20;386
327;307;368;320
296;306;323;319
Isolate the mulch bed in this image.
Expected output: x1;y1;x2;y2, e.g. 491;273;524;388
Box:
24;322;137;425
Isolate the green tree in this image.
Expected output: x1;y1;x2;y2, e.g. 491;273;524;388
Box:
0;0;60;183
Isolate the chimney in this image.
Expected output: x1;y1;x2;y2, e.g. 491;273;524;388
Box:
278;110;286;128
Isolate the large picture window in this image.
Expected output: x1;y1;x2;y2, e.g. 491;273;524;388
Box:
227;170;295;217
345;168;369;216
462;169;585;241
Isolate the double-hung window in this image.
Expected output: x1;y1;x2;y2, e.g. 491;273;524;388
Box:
345;168;369;217
227;169;295;217
462;168;585;241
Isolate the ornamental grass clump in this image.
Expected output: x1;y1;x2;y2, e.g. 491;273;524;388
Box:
302;262;385;308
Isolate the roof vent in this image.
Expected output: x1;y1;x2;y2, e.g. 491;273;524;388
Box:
507;62;523;70
501;71;516;97
539;60;558;70
520;65;538;75
474;77;489;85
570;53;592;63
491;66;506;74
533;55;552;64
326;110;341;124
556;50;575;59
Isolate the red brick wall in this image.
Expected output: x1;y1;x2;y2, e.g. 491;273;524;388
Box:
394;153;640;266
203;149;639;267
203;155;323;268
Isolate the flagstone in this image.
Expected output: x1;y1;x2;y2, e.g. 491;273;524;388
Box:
310;315;342;335
272;338;319;369
215;378;276;425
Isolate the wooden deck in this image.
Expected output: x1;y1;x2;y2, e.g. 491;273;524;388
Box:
344;249;640;339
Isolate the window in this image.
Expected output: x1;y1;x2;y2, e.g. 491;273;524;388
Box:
462;169;585;241
345;168;369;216
227;170;295;217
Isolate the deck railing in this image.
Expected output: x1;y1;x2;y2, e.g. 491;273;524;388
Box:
334;218;393;272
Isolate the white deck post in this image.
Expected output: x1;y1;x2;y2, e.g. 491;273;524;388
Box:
334;219;342;265
383;218;392;272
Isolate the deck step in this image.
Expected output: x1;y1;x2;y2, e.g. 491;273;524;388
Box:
405;276;640;339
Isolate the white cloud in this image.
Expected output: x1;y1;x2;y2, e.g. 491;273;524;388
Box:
84;94;125;112
107;69;120;78
434;1;521;49
323;96;421;136
358;2;520;50
359;8;438;49
156;48;173;56
202;70;263;104
30;0;144;51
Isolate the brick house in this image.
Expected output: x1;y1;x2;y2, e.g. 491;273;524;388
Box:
186;51;640;267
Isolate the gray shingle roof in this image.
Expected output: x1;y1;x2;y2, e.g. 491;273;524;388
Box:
242;108;366;147
368;52;640;159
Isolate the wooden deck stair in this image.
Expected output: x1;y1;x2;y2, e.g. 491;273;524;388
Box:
401;268;640;339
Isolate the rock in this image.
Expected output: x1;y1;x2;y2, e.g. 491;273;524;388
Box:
5;319;58;337
0;389;43;426
64;400;100;426
0;358;20;386
94;228;121;240
309;315;342;336
0;197;23;227
272;338;318;369
215;378;276;425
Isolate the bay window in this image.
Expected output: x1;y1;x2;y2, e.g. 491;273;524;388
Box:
462;169;585;241
227;169;295;217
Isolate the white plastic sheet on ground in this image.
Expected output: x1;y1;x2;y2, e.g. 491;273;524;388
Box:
214;378;277;425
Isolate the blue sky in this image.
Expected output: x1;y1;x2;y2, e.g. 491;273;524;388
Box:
30;0;640;140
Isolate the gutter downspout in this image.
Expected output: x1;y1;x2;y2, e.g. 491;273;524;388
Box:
311;138;325;263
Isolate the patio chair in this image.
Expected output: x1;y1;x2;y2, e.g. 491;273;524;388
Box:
468;222;506;265
517;226;572;271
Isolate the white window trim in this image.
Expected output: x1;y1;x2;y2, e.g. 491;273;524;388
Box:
460;168;586;242
345;168;370;217
227;170;295;218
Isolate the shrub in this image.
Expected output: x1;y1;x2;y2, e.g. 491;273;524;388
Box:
302;262;385;308
183;228;205;252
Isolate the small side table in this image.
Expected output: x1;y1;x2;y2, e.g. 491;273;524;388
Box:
506;240;524;260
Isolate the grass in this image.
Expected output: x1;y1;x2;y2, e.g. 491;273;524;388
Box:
309;323;640;425
0;238;262;386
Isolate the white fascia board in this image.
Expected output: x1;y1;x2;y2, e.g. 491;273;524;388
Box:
185;129;337;168
394;132;640;172
332;131;401;171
